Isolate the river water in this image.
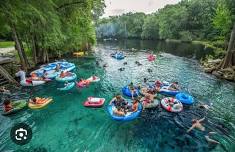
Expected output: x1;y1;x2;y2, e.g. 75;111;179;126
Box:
0;40;234;152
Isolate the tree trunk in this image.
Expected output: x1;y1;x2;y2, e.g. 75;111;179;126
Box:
19;37;30;68
31;34;37;65
42;49;49;63
220;23;235;69
11;25;27;70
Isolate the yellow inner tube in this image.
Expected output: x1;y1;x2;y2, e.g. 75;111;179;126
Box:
73;52;85;56
28;98;53;109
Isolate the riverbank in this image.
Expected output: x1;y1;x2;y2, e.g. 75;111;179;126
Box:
201;58;235;81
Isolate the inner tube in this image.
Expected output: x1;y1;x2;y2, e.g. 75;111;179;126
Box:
28;98;53;109
107;100;142;121
147;54;156;61
83;97;105;107
176;93;194;105
86;76;100;82
73;52;85;57
44;70;60;79
20;79;46;87
55;73;77;82
111;53;125;60
159;86;179;96
76;80;90;88
140;97;159;109
161;97;183;113
2;100;27;116
57;82;75;91
122;86;140;97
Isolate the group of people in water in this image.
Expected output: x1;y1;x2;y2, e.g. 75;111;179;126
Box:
1;57;221;146
109;79;181;116
109;94;139;116
107;77;219;145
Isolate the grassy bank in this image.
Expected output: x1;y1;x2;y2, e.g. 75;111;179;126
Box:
0;41;14;48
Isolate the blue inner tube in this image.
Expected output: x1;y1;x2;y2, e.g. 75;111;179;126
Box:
107;102;142;121
176;93;194;105
122;86;140;97
55;73;77;82
111;53;125;60
58;82;75;91
159;86;179;96
61;65;76;72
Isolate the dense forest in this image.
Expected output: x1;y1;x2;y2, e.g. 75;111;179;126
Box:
96;0;235;44
0;0;105;70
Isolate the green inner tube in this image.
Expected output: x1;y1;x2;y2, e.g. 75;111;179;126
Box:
2;100;27;116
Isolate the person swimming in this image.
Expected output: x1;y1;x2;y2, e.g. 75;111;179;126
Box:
118;67;125;71
103;63;108;68
187;117;220;144
187;117;206;132
123;62;127;65
147;69;153;73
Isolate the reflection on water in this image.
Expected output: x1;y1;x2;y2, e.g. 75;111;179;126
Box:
0;40;234;152
100;39;213;59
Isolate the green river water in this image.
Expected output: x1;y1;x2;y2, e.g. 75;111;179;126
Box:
0;40;235;152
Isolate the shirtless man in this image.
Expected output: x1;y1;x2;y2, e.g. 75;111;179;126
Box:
187;117;206;132
187;117;220;145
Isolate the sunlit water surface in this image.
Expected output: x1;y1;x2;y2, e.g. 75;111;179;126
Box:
0;40;235;152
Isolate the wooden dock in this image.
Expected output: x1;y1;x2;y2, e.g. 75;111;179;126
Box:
0;56;19;85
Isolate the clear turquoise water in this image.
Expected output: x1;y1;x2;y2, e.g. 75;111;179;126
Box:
0;40;235;152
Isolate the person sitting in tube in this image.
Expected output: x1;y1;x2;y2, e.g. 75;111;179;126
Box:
3;99;13;112
128;98;139;112
113;107;125;116
31;73;42;81
60;71;71;78
168;101;181;110
154;80;162;92
29;97;46;104
109;94;127;108
168;82;180;91
55;63;61;72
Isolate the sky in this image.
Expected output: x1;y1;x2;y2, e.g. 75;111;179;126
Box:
103;0;181;17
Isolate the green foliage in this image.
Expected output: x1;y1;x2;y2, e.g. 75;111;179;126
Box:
0;41;14;48
0;0;105;59
213;0;232;36
96;0;234;45
96;12;146;38
157;4;188;39
141;14;159;39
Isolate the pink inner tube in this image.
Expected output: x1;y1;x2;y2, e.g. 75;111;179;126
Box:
76;80;90;88
147;55;156;61
83;98;105;107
